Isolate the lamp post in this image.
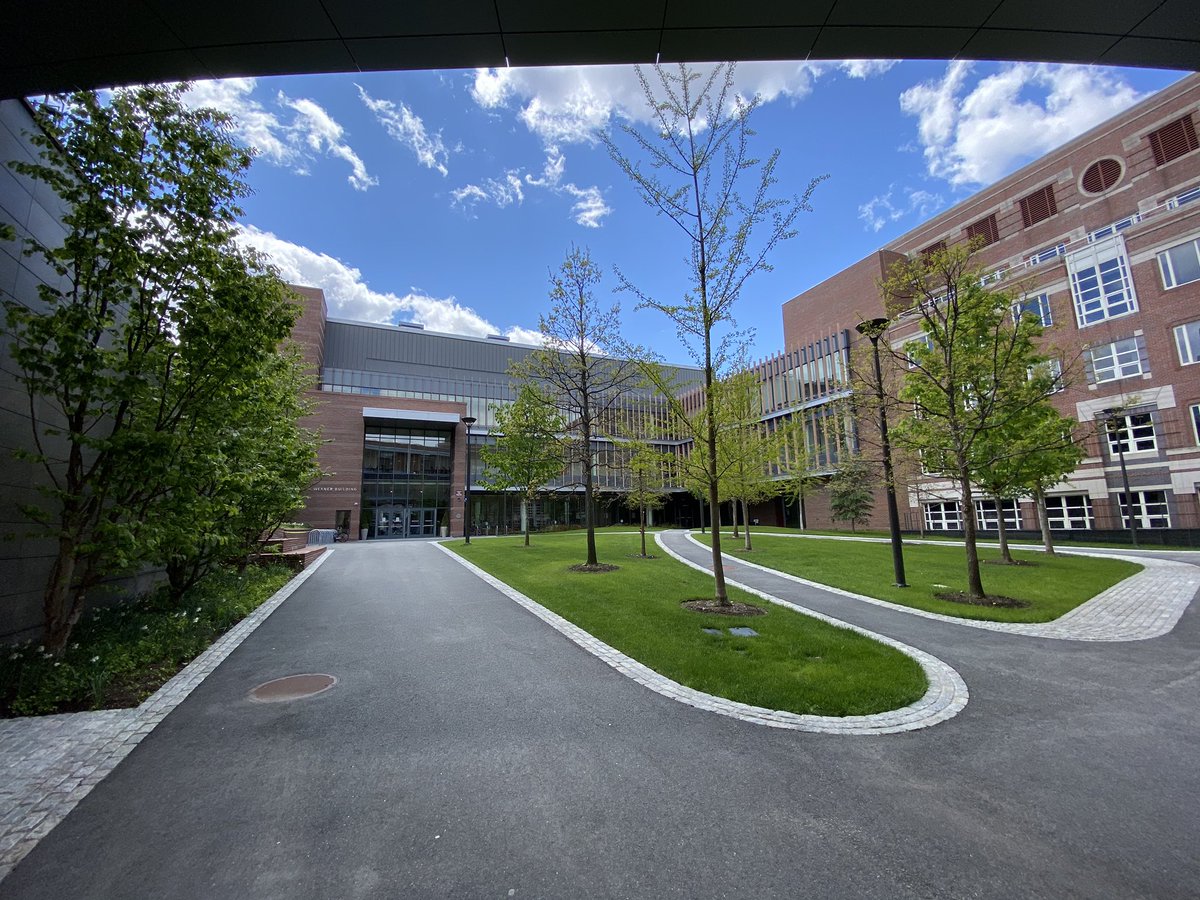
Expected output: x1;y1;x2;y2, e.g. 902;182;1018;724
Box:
1099;408;1138;548
856;317;908;587
462;415;476;543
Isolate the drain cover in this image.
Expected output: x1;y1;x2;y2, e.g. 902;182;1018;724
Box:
249;673;337;703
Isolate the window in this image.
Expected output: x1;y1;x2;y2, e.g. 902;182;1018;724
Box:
1025;243;1067;266
966;214;999;247
1019;185;1058;228
903;333;934;368
1081;158;1122;194
1192;404;1200;445
1175;321;1200;365
1105;413;1157;455
1012;293;1053;327
1117;491;1171;528
924;501;961;531
1029;358;1065;393
1044;495;1094;530
1166;185;1200;210
1088;214;1140;242
1158;238;1200;289
1147;115;1199;166
1088;337;1146;383
975;499;1021;530
1067;236;1138;326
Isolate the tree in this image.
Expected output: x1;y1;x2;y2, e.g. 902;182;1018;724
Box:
517;245;641;567
828;455;875;532
618;435;671;558
479;385;568;547
606;62;823;605
884;243;1062;599
2;86;302;651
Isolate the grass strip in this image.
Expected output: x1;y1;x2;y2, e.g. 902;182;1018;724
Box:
449;532;926;717
697;532;1140;623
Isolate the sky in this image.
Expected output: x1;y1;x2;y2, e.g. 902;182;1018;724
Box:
179;60;1188;364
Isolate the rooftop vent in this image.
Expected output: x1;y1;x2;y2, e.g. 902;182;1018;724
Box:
487;334;510;342
395;321;424;330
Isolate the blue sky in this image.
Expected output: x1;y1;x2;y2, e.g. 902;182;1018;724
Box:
182;61;1186;363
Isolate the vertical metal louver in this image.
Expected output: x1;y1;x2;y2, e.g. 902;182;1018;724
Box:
1148;115;1199;166
1019;185;1058;228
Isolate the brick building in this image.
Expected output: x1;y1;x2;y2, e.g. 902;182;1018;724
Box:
780;72;1200;536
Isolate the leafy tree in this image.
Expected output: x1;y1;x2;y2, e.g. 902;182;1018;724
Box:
516;245;640;566
479;384;568;547
828;455;875;532
618;435;672;558
606;62;823;604
884;244;1061;599
2;86;302;651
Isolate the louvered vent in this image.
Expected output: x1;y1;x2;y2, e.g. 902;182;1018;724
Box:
920;240;946;259
1148;115;1199;166
1019;185;1057;228
1081;158;1122;194
965;214;999;246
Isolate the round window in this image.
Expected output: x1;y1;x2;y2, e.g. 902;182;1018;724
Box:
1081;158;1123;194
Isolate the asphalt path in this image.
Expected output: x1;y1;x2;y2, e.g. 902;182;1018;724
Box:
2;538;1198;899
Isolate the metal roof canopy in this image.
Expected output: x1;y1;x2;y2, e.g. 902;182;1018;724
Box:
1;0;1196;99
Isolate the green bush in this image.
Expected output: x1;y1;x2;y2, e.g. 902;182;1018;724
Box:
0;565;291;717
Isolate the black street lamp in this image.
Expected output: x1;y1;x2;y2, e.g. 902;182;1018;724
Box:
1099;408;1139;548
856;317;908;588
462;415;476;543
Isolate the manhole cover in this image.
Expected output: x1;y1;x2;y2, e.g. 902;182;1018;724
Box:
249;673;337;703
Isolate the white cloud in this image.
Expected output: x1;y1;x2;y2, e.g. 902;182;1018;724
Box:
237;224;541;343
453;146;611;228
858;185;945;231
839;59;900;80
182;78;377;191
900;62;1146;188
357;85;450;176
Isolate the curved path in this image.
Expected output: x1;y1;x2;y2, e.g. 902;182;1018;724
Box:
439;542;967;735
1;539;1198;899
679;531;1200;641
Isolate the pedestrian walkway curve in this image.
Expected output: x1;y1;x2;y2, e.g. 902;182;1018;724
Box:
679;531;1200;642
438;541;968;736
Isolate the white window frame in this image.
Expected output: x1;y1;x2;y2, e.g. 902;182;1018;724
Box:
1192;404;1200;446
1106;413;1157;455
924;501;961;531
1067;235;1138;327
974;499;1021;530
1089;337;1146;383
1174;321;1200;365
1158;238;1200;290
1012;293;1053;327
1044;495;1094;530
1117;491;1171;529
1166;185;1200;210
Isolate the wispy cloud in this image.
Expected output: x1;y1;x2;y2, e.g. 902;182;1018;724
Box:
238;224;541;343
900;62;1145;188
858;185;945;231
452;146;611;228
183;78;376;191
357;85;450;176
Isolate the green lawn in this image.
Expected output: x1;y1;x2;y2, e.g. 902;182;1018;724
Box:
447;532;927;717
696;531;1141;623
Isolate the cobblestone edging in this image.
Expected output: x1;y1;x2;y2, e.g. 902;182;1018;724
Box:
436;542;967;736
0;550;334;882
681;532;1200;641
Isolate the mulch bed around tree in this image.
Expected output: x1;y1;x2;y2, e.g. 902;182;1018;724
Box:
680;599;766;616
626;554;658;560
568;563;620;573
983;559;1037;566
934;591;1030;609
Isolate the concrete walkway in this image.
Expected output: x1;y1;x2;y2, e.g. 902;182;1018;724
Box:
1;538;1198;898
679;531;1200;641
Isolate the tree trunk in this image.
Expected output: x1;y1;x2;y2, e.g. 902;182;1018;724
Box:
640;502;647;557
582;428;598;566
42;536;86;654
732;499;740;537
743;499;752;551
522;497;530;547
959;473;986;599
995;496;1014;564
1035;488;1056;556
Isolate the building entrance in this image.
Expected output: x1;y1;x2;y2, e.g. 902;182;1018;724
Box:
362;424;452;539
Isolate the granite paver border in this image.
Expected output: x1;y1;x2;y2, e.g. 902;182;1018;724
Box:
0;549;334;882
681;531;1200;641
436;540;967;735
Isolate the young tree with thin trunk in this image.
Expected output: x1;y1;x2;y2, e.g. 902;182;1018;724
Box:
606;62;823;605
479;385;568;547
618;435;671;558
516;246;640;566
884;244;1061;600
3;86;301;652
828;455;875;532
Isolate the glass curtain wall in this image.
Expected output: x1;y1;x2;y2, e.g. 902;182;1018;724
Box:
362;425;452;538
